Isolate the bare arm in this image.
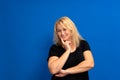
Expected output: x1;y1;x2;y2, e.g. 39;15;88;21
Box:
48;39;71;74
66;50;94;74
48;49;70;74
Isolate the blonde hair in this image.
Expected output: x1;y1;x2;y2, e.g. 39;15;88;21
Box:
53;16;84;47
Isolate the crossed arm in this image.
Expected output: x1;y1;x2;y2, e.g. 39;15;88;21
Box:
48;50;94;77
48;49;71;74
65;50;94;74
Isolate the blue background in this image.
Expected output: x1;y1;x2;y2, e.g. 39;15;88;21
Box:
0;0;120;80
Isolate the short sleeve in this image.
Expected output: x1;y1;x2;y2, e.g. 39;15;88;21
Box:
47;44;60;61
80;40;91;52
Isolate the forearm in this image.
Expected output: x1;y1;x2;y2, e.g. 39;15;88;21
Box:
66;60;94;74
48;50;70;74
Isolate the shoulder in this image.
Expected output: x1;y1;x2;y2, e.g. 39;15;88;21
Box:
50;44;58;50
80;40;89;45
50;44;59;48
50;44;62;50
79;40;91;50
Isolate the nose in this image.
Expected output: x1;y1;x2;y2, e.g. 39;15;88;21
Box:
61;30;65;35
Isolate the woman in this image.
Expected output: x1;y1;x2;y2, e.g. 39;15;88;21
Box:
47;16;94;80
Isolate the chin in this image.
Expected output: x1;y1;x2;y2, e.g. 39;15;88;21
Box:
63;38;69;41
62;37;70;41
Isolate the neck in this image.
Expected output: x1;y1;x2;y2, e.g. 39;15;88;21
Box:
70;42;76;53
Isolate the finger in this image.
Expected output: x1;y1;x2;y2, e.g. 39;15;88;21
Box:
55;74;61;77
60;38;65;44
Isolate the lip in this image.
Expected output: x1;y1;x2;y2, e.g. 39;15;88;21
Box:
61;36;68;40
61;36;66;39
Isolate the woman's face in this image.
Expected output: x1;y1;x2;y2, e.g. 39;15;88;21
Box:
56;23;72;41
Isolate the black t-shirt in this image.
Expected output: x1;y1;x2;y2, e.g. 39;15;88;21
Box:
48;40;91;80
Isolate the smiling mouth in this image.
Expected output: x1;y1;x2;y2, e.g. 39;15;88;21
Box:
61;36;66;39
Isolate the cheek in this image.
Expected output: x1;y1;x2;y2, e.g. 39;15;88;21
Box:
67;32;72;38
67;31;72;35
57;33;61;37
